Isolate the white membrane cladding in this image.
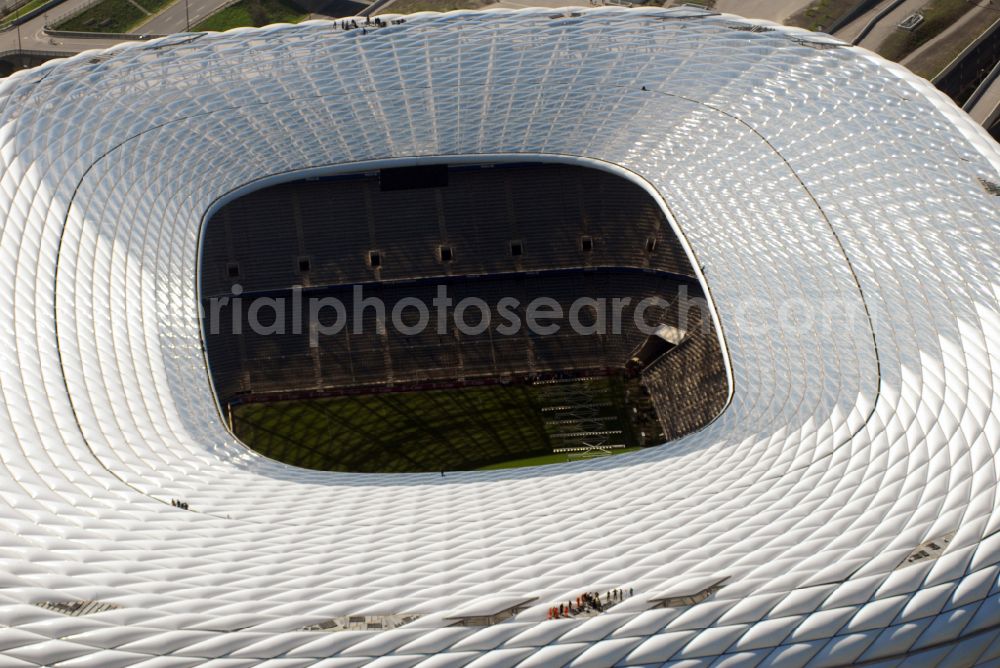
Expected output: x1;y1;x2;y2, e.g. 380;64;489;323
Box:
0;6;997;667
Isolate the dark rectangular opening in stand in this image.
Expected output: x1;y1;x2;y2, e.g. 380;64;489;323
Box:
379;165;449;191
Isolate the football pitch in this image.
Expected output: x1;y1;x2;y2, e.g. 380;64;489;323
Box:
230;376;651;472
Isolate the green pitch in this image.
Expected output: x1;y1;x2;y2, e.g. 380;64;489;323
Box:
230;376;646;472
476;448;643;470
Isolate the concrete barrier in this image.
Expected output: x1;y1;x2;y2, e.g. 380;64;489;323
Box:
42;26;159;37
825;0;883;36
850;0;906;45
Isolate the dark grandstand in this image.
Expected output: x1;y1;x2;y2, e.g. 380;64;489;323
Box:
200;162;727;472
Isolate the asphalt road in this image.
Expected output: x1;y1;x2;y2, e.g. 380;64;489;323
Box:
0;4;123;58
970;65;1000;122
137;0;229;33
836;0;898;43
854;0;926;50
714;0;811;25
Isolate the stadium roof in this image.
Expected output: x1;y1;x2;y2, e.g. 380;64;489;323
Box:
0;6;997;666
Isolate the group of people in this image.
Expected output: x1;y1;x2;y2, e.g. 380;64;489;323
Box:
338;17;407;33
547;588;633;619
170;499;190;510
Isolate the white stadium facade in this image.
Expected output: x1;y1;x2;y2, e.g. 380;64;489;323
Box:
0;5;998;667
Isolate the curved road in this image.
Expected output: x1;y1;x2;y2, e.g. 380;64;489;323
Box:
0;0;125;58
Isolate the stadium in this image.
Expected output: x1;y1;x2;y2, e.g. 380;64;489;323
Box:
0;5;997;667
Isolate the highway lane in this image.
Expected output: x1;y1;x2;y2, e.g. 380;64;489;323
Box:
714;0;811;25
836;0;898;43
968;53;1000;123
137;0;227;34
854;0;925;50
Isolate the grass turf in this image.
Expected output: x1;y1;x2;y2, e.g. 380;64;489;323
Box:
55;0;174;32
902;7;997;79
193;0;307;30
786;0;858;31
374;0;493;15
231;377;638;473
477;447;642;470
876;0;979;64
